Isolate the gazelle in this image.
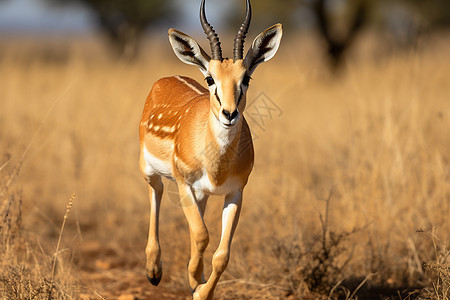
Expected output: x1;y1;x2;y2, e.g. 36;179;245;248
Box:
139;0;282;298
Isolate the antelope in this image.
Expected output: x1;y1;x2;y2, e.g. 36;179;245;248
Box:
138;0;282;298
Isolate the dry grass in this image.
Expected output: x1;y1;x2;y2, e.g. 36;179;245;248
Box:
421;231;450;300
0;32;449;299
0;163;77;299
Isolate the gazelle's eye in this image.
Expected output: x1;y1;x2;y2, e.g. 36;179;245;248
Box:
242;75;251;87
205;76;215;86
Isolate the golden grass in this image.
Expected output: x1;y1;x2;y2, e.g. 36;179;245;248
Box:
0;33;449;299
0;166;77;299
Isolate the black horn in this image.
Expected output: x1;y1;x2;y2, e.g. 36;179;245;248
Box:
233;0;252;61
200;0;222;60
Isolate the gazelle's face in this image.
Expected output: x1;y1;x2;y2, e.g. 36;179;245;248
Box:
206;59;250;128
168;0;282;129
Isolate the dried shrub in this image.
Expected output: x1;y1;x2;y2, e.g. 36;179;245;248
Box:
422;236;450;300
272;190;363;298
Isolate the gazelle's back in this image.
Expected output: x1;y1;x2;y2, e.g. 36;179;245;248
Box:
142;76;207;117
139;75;208;141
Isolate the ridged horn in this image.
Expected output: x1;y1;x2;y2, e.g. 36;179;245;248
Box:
233;0;252;61
200;0;222;60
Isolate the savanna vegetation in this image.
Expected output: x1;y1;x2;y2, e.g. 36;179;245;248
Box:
0;30;449;299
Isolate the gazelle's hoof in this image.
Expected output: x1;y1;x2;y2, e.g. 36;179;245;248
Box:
146;259;162;286
146;272;162;286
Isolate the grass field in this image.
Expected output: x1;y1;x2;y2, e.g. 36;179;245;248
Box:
1;32;450;299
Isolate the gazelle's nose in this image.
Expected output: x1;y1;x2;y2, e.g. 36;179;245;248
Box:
222;109;239;121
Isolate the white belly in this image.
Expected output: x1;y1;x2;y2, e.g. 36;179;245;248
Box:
142;144;174;180
142;146;241;196
191;170;240;195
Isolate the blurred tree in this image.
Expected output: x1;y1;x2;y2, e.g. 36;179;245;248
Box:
229;0;369;71
311;0;369;71
50;0;173;59
227;0;449;73
405;0;450;27
375;0;450;50
228;0;299;32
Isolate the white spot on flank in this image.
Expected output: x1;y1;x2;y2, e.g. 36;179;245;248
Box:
154;125;160;131
150;115;154;120
175;75;203;95
148;123;153;129
185;108;190;113
158;113;163;119
160;126;176;133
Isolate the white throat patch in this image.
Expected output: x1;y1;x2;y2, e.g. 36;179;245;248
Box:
209;112;240;154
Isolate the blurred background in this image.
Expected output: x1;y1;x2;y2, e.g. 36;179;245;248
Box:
1;0;450;299
1;0;449;63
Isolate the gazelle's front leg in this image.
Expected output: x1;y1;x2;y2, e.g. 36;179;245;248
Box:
145;175;164;286
178;182;209;292
194;190;242;300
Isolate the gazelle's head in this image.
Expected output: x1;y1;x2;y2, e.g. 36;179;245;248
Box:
169;0;282;129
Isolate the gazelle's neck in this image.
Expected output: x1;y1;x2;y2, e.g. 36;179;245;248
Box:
204;108;242;168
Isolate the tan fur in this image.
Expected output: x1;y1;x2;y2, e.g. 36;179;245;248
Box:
139;74;254;189
139;19;281;300
208;59;247;114
139;70;254;300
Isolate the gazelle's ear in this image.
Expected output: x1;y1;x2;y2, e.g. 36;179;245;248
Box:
244;24;282;75
169;28;211;74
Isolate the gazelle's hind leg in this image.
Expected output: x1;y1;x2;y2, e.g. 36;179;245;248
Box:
145;174;164;286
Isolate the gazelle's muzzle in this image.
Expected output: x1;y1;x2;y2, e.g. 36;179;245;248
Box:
219;108;240;128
